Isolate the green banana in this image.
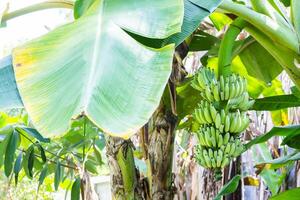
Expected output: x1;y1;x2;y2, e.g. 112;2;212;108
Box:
199;133;207;146
229;83;236;99
220;91;225;101
225;145;231;154
194;110;203;124
203;150;212;168
208;149;214;158
203;105;213;123
220;75;225;92
211;126;216;139
214;150;218;159
219;125;224;133
221;157;230;168
213;84;220;101
193;69;251;172
235;111;242;133
216;155;222;167
229;142;236;156
211;157;217;168
205;86;214;102
217;134;223;147
223;132;230;145
199;109;208;124
224;82;230;100
215;113;221;129
225;115;230;132
229;113;238;133
204;130;212;147
221;110;226;124
210;104;217;121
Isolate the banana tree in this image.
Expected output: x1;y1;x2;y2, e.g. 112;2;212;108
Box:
2;0;300;199
0;0;223;199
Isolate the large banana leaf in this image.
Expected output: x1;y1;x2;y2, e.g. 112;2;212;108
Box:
127;0;223;48
0;56;23;109
11;0;184;138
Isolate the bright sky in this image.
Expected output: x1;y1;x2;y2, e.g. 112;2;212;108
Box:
0;0;73;58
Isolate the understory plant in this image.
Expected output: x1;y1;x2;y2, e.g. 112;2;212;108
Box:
1;0;300;200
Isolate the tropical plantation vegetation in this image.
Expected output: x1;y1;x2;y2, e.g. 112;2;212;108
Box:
1;0;300;199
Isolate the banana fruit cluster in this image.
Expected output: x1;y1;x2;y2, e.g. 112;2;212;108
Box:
192;68;254;110
192;67;251;170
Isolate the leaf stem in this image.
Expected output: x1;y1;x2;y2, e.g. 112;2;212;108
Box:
17;148;77;170
1;0;74;24
245;25;300;89
219;0;299;53
250;0;290;28
17;130;76;165
218;17;246;77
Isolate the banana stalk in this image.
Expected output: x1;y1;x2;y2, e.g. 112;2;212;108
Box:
219;0;299;53
218;18;247;77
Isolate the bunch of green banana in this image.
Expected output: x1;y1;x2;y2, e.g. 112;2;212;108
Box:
197;126;231;148
195;139;244;169
192;68;250;103
192;67;251;170
194;101;217;124
195;106;250;134
228;92;255;111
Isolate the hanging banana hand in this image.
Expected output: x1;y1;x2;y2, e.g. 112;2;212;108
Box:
192;67;251;171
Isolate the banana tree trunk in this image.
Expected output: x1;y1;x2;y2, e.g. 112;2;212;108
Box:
146;102;177;199
145;43;189;199
105;43;188;200
224;158;242;200
201;169;223;200
105;136;147;200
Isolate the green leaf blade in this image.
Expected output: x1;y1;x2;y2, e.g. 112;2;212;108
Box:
54;161;62;191
214;175;241;200
71;177;81;200
271;187;300;200
4;131;19;177
0;56;23;110
12;0;184;139
38;164;48;190
13;152;22;185
252;95;300;111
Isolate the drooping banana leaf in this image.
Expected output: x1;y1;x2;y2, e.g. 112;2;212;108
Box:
11;0;184;138
127;0;223;48
0;56;23;109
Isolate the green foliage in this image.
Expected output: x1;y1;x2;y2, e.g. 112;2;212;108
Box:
189;31;219;52
239;41;283;83
271;187;300;200
74;0;95;19
0;110;106;197
71;177;81;200
0;173;54;200
245;125;300;150
0;56;23;109
11;0;183;139
129;0;223;48
252;95;300;111
252;143;286;195
192;68;250;170
214;175;241;200
4;130;19;177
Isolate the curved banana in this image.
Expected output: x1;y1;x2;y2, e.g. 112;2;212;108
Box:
224;83;230;100
215;113;221;129
223;132;230;145
225;115;230;132
210;104;217;121
213;84;220;101
217;134;223;147
203;105;213;123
